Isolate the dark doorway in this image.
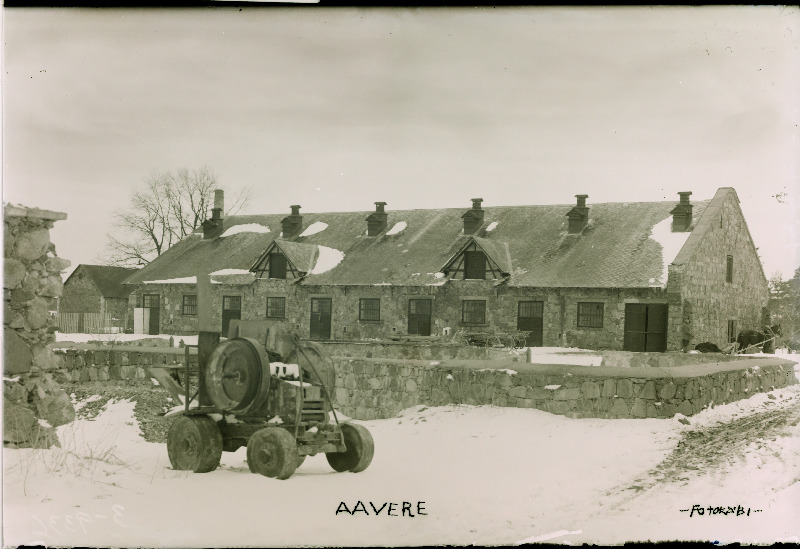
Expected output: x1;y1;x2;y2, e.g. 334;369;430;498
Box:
310;298;332;340
623;303;668;352
408;299;432;336
222;296;242;337
517;301;544;347
142;294;160;335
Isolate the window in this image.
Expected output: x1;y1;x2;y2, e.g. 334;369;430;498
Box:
270;253;287;279
463;251;486;280
182;295;197;316
359;298;381;321
726;255;733;283
142;294;159;308
223;296;242;311
577;302;604;328
266;297;286;319
462;300;486;325
728;320;737;343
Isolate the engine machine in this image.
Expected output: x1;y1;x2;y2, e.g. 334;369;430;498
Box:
166;319;373;480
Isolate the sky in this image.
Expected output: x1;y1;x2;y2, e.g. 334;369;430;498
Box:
3;6;800;279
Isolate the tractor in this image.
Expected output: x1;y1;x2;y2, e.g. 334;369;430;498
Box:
166;319;374;480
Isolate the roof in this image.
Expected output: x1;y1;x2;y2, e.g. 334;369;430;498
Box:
124;197;714;289
67;264;139;298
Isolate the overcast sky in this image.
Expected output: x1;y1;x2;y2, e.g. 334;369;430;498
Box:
3;6;799;279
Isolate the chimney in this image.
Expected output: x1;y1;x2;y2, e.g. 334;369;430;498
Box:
462;198;485;235
202;189;225;239
670;191;693;232
281;205;303;239
366;202;388;236
566;194;589;234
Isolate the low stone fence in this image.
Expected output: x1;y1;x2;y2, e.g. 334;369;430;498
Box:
53;346;196;383
52;345;798;421
332;357;798;420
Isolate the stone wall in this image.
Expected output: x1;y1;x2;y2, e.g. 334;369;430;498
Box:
332;357;798;420
669;189;769;348
53;346;196;382
3;204;76;448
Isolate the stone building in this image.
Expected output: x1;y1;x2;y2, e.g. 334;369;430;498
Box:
122;187;768;352
60;264;137;331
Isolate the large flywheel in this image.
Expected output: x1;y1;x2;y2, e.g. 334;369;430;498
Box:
206;337;271;415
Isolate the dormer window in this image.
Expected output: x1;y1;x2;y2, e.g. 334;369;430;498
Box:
464;250;487;280
270;252;287;279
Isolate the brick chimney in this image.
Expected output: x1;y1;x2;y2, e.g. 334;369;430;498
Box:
566;194;589;234
670;191;693;232
281;205;303;239
462;198;485;235
202;189;225;239
366;202;388;236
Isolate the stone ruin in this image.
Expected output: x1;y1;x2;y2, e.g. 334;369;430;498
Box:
4;203;76;448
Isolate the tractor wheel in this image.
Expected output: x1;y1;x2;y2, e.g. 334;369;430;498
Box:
167;415;223;473
296;455;307;469
326;423;374;473
247;428;298;480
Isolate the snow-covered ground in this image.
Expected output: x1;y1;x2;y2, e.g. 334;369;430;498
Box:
4;366;799;547
528;346;604;366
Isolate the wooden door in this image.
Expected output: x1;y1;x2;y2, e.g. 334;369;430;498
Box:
310;298;332;341
624;303;668;352
408;299;432;336
517;301;543;347
222;296;242;338
142;294;160;335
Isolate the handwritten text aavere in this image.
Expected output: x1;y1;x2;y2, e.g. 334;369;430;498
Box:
680;505;763;518
336;501;427;517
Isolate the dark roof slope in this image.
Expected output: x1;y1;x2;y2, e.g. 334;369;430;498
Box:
124;198;711;289
68;265;139;298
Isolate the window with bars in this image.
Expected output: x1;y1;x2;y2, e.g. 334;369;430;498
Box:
727;319;737;343
577;302;604;328
142;294;159;308
222;296;242;311
461;300;486;325
182;295;197;316
359;298;381;321
266;297;286;319
726;255;733;283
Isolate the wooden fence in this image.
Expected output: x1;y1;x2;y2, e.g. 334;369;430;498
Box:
55;312;126;334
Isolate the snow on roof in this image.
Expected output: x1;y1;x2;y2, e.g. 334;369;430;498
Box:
220;223;271;238
485;221;498;232
310;246;344;274
210;269;252;276
143;276;197;284
300;221;328;237
386;221;407;235
649;216;691;287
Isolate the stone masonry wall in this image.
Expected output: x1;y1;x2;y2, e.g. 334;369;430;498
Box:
333;357;798;420
669;190;769;348
3;204;76;448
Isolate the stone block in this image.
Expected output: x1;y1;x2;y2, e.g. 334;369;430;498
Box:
344;373;357;390
684;382;694;400
677;400;693;416
34;390;75;427
640;381;656;400
616;379;633;398
509;385;527;398
631;398;647;418
405;379;418;393
554;388;581;401
497;374;514;388
98;366;109;381
528;387;553;400
659;382;677;400
646;402;659;418
15;228;50;261
25;298;51;330
517;398;534;408
3;400;36;443
88;367;98;381
662;402;677;417
546;400;571;415
3;258;26;289
368;378;381;390
609;398;630;417
601;379;616;398
4;327;33;375
581;381;601;399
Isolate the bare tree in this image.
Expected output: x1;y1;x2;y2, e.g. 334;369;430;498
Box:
101;167;253;267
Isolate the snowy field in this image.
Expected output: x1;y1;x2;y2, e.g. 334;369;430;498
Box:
4;366;799;547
